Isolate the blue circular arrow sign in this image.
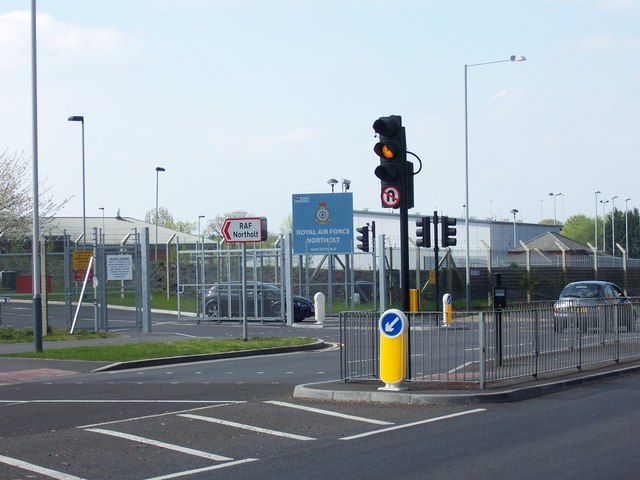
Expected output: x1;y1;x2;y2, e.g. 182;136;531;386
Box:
379;309;408;339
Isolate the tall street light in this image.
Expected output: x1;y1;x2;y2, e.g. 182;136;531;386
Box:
549;192;562;225
510;208;519;248
464;54;526;310
625;197;631;256
594;190;601;251
600;199;609;253
611;195;618;256
68;115;86;244
154;166;166;261
98;207;105;242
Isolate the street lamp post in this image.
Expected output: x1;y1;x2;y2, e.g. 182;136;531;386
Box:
99;207;105;242
549;192;562;225
68;115;86;244
154;166;165;261
510;208;519;248
611;195;618;256
327;178;338;192
625;197;631;256
600;199;609;253
594;191;601;251
464;54;525;310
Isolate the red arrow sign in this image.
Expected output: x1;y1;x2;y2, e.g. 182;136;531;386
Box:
222;217;266;243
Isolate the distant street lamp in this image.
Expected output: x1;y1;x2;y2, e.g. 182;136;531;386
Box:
510;208;519;248
611;195;618;256
154;166;166;261
600;199;609;253
327;178;338;192
549;192;562;226
68;115;86;244
463;53;526;310
99;207;105;242
198;215;205;246
594;191;601;251
625;197;631;256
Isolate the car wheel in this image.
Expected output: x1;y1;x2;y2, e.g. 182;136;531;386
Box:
270;302;283;318
205;302;219;318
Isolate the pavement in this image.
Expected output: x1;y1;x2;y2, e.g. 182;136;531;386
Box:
1;321;640;404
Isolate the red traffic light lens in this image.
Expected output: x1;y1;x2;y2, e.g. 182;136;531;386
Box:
373;117;399;137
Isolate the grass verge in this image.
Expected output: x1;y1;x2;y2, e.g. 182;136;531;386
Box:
0;334;317;362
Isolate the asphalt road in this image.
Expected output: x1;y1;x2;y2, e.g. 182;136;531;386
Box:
2;309;640;479
1;339;640;479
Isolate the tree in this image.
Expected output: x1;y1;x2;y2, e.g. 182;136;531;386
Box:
0;149;67;238
144;206;174;227
561;214;594;246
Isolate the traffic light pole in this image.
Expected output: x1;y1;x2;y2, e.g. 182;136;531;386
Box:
433;211;440;312
399;127;410;313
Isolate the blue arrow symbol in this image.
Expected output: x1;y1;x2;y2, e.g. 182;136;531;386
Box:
384;315;400;333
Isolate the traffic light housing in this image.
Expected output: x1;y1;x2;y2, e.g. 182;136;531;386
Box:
356;225;370;252
441;216;457;247
415;217;431;248
373;115;406;209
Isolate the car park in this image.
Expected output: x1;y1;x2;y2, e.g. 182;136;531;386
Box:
204;282;314;322
553;280;635;332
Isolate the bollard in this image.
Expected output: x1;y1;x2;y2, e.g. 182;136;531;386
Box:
409;289;419;313
442;293;453;327
314;292;325;326
378;309;408;391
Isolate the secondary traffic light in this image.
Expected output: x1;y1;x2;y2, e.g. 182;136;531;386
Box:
356;225;370;252
415;217;431;248
373;115;405;209
441;216;457;247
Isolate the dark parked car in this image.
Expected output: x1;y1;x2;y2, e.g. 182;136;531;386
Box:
553;280;635;332
204;282;314;322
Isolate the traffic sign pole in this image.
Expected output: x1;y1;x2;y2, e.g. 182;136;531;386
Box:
378;309;408;391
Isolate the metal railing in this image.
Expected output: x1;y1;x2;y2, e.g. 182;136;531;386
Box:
340;301;640;388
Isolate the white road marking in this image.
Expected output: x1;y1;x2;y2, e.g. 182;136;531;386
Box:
0;454;87;480
77;403;242;429
264;401;394;425
339;408;486;441
143;458;258;480
180;414;316;441
85;428;233;461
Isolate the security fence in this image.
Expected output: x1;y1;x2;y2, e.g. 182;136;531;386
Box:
340;301;640;388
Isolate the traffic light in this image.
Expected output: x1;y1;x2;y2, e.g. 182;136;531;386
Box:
356;225;370;252
415;217;431;248
441;216;457;247
373;115;405;209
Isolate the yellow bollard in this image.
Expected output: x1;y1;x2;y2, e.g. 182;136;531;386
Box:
378;309;408;391
409;289;419;312
442;293;453;327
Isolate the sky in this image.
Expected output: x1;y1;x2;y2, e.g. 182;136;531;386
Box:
1;0;639;233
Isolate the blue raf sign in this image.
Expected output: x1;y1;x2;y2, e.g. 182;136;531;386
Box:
292;193;354;255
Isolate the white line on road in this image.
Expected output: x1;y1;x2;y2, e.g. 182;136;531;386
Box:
143;458;259;480
77;403;242;429
0;454;87;480
180;413;316;441
84;428;233;461
339;408;486;441
264;400;394;425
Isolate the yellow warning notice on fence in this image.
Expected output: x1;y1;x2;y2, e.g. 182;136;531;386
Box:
72;250;93;270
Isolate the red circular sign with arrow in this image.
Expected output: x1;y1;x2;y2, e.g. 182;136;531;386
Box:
381;186;401;208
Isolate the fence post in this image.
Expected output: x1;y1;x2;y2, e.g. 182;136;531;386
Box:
479;311;486;390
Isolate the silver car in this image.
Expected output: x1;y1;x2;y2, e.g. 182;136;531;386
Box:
553;281;635;333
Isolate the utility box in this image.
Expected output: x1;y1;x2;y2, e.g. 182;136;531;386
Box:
493;287;507;310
